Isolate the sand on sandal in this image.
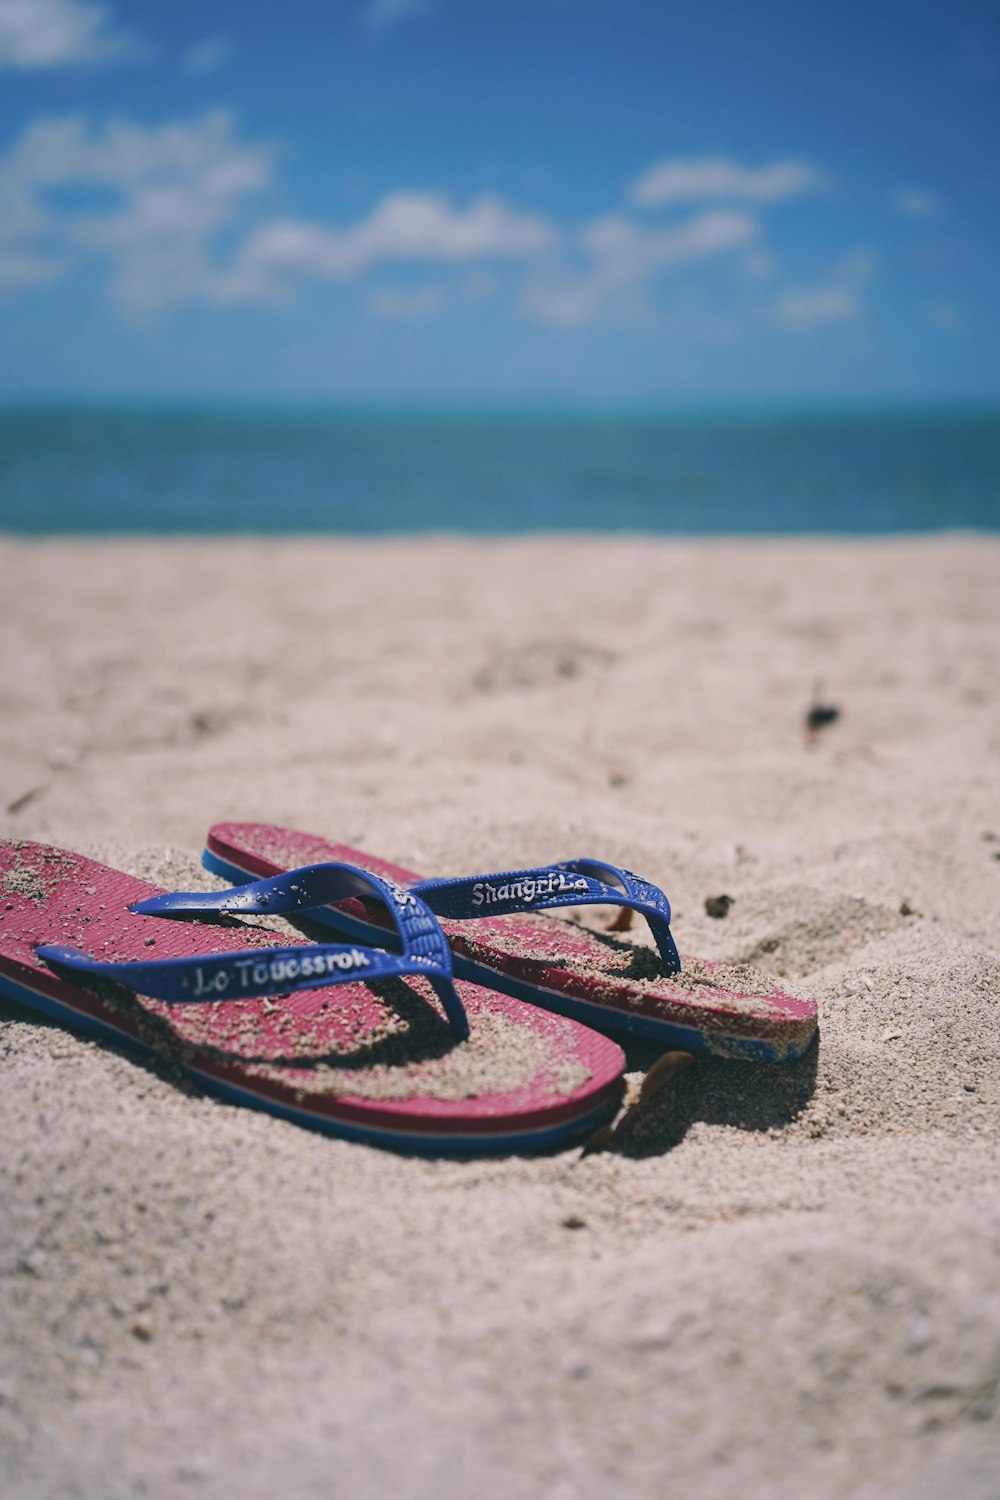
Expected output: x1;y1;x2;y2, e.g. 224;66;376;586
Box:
0;533;998;1500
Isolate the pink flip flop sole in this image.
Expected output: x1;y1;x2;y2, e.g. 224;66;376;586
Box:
0;841;625;1153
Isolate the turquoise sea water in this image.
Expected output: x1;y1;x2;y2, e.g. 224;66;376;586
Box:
1;407;998;534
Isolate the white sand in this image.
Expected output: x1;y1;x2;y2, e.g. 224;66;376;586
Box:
1;534;998;1499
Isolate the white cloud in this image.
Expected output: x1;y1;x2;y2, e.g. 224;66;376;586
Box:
582;209;756;272
221;192;556;300
0;0;142;69
523;209;756;326
631;155;823;209
0;113;555;307
0;111;846;342
182;37;231;77
775;248;876;326
0;111;272;303
363;0;434;33
891;187;943;219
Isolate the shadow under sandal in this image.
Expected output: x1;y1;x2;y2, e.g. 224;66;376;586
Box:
204;822;818;1062
0;841;625;1154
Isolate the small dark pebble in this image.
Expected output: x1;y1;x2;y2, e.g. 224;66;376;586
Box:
704;894;734;919
899;901;920;917
806;702;841;732
993;853;1000;863
982;831;998;843
561;1215;587;1230
608;771;629;788
964;1084;977;1093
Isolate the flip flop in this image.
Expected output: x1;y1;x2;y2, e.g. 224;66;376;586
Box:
203;823;818;1062
0;840;625;1154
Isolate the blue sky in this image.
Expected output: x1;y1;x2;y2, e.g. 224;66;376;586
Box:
0;0;998;402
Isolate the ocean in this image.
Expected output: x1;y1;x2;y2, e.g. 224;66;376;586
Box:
1;406;998;534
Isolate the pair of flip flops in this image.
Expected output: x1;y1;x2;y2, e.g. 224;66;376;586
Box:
0;822;818;1155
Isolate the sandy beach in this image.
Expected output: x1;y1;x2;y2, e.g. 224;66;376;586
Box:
1;532;998;1500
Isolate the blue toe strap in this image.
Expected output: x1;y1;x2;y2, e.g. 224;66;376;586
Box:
37;862;469;1040
411;858;681;975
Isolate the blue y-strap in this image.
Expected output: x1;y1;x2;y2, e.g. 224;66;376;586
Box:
410;859;681;975
36;863;469;1040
